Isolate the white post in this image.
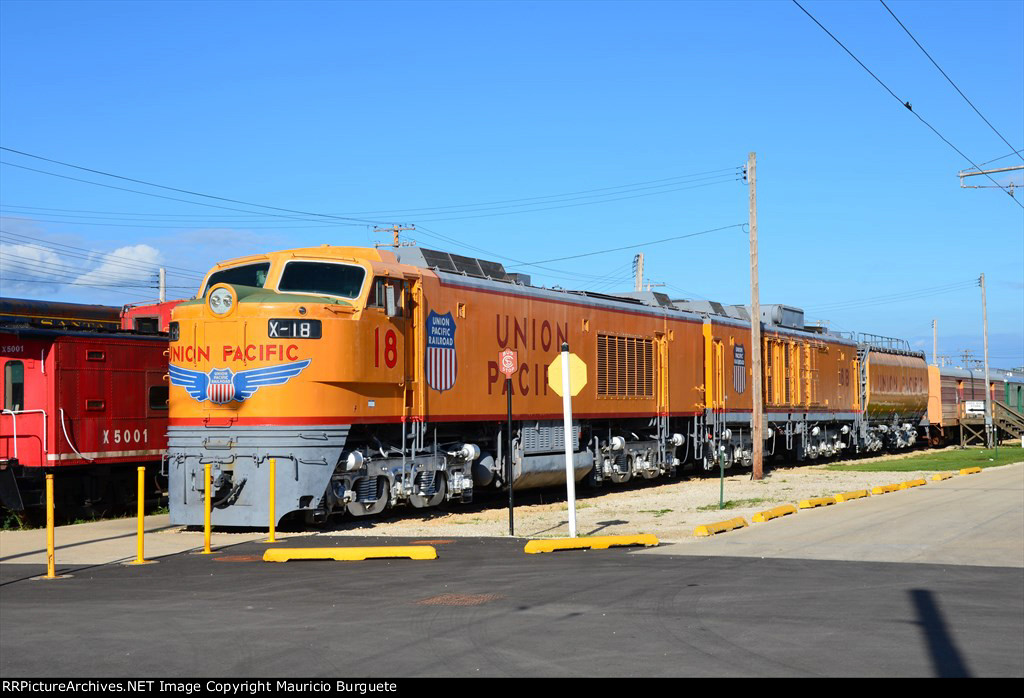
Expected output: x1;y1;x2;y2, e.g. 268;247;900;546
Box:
561;342;577;538
159;267;166;303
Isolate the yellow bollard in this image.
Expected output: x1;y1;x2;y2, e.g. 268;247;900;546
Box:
129;467;155;565
201;463;214;554
45;473;56;578
264;458;278;543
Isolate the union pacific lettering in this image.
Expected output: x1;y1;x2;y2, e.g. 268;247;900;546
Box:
495;314;568;352
169;344;299;362
488;313;567;396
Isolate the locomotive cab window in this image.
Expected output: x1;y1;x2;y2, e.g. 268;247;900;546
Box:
367;277;407;317
4;361;24;411
203;262;271;296
278;261;366;300
133;316;159;333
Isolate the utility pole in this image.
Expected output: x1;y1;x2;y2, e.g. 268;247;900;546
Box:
633;254;644;292
159;268;166;303
748;152;764;480
981;273;993;447
374;225;416;247
932;319;937;365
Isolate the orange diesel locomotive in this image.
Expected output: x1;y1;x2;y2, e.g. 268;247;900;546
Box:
167;246;927;527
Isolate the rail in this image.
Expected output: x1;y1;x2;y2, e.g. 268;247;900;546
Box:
856;333;912;352
1;408;48;458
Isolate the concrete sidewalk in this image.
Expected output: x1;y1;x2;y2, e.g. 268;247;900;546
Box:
0;515;270;566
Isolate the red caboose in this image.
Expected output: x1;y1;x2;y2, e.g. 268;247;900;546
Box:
1;327;169;512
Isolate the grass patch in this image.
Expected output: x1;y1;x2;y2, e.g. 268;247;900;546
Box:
639;509;673;518
826;445;1022;472
697;498;768;512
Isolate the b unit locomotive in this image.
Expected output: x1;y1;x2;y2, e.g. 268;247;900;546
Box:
166;245;933;527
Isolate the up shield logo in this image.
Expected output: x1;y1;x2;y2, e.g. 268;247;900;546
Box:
169;360;311;404
425;310;457;393
733;344;746;395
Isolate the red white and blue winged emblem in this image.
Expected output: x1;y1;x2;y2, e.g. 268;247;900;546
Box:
169;359;311;404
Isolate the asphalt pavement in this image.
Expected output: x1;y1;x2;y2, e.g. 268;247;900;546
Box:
1;464;1021;678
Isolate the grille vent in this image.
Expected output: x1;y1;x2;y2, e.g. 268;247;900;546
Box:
597;334;654;398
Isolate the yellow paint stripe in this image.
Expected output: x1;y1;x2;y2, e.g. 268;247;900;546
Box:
524;534;659;554
959;466;983;475
898;479;927;490
871;484;901;495
694;517;748;537
835;490;870;503
752;505;797;523
262;546;437;562
931;472;954;481
798;496;837;509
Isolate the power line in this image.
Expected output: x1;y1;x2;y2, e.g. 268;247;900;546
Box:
0;161;379;227
328;168;743;216
0;214;343;231
804;279;978;312
1;276;163;289
968;149;1024;170
511;223;746;267
791;0;1024;209
0;146;390;225
412;225;647;284
2;168;743;223
879;0;1023;163
411;175;743;223
0;229;205;278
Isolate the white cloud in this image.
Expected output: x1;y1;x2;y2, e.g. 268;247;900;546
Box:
0;242;66;295
73;244;163;287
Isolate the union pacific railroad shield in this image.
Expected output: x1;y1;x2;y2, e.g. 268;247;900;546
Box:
733;344;746;394
209;368;236;404
426;310;457;392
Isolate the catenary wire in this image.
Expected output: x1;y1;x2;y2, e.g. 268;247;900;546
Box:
791;0;1024;209
879;0;1023;163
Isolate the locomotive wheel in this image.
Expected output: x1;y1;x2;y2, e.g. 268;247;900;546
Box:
409;471;446;509
346;478;390;517
609;454;631;484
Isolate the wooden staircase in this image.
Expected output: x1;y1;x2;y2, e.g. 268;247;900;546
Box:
994;401;1024;440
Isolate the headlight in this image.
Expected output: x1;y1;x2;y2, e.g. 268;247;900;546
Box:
209;287;234;315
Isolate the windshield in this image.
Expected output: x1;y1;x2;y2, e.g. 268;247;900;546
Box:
203;263;270;296
277;261;366;300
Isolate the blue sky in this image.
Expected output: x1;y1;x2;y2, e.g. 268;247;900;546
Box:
1;0;1021;367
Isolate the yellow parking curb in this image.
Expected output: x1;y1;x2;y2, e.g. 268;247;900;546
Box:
694;517;748;537
262;546;437;562
798;496;837;509
835;490;870;503
871;484;901;495
931;472;954;481
752;505;797;523
898;479;927;490
524;534;659;554
959;466;982;475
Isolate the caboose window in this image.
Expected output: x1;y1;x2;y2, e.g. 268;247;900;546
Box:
278;261;365;300
203;262;271;296
4;361;24;411
149;385;169;411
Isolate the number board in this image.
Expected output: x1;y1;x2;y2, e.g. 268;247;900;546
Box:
268;319;322;339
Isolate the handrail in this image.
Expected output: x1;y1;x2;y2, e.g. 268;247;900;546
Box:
1;408;48;458
59;408;93;462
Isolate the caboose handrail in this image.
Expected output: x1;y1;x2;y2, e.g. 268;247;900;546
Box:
1;408;48;458
59;408;93;462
